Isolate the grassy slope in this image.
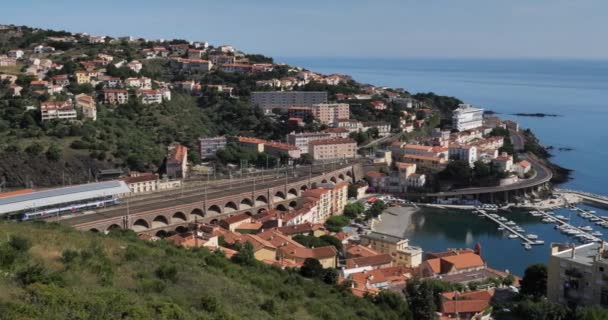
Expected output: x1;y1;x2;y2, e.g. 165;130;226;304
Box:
0;221;403;320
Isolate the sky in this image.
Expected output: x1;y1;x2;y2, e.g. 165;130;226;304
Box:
1;0;607;59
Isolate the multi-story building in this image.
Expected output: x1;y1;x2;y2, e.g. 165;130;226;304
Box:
402;154;448;170
198;136;227;159
360;232;423;268
74;94;97;121
286;132;332;154
40;101;77;121
452;104;484;131
301;188;333;222
308;138;357;161
136;88;171;104
235;136;301;159
251;91;328;113
449;145;478;166
362;121;392;137
548;243;608;308
103;89;129;105
166;144;188;179
288;103;350;126
492;152;513;172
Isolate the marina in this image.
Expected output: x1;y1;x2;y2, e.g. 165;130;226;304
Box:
473;209;538;246
472;205;607;250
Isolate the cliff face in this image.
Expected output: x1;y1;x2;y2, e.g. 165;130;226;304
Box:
0;152;110;188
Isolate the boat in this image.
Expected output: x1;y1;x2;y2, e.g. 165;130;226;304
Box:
581;226;593;232
546;211;555;215
515;227;525;233
524;243;532;250
597;221;605;226
533;240;545;245
506;221;516;226
526;234;539;240
590;211;597;214
541;218;555;223
592;231;603;237
508;234;518;239
497;226;505;231
556;215;568;221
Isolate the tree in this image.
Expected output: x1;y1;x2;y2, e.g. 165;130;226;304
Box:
45;144;62;161
404;278;436;320
575;305;608;320
25;142;43;156
347;184;359;199
300;258;323;278
322;268;338;284
343;202;364;219
231;241;255;266
324;215;350;232
520;263;548;299
439;160;472;183
365;200;386;219
514;299;568;320
473;160;491;178
319;235;343;252
372;290;413;320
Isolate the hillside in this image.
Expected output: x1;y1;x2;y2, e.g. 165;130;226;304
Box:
0;221;410;320
0;25;459;188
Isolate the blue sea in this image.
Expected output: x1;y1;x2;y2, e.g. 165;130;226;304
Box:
281;57;608;275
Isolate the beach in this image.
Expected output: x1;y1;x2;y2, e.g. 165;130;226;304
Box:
373;206;419;238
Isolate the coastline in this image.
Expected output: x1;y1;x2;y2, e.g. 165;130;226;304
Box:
373;206;420;238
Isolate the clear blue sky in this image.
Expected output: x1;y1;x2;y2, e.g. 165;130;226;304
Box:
1;0;607;59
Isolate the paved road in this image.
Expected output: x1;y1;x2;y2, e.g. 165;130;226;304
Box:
58;163;352;226
425;129;552;197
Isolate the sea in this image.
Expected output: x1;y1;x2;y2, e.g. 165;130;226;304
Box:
281;57;608;275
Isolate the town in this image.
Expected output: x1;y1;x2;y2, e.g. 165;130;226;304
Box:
1;23;607;320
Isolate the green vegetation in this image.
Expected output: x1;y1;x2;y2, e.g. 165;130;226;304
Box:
365;200;386;220
324;215;351;232
0;221;412;320
439;160;507;189
293;234;343;252
343;202;365;219
519;263;547;299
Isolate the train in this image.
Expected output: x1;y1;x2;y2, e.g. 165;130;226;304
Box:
20;197;121;221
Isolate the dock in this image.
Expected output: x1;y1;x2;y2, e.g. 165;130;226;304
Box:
534;209;602;242
473;209;536;245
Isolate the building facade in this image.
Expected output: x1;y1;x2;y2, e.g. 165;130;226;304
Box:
548;243;608;308
452;104;484;131
251;91;328;112
199;136;227;159
309;138;357;161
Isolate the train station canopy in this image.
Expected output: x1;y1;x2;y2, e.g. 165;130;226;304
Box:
0;181;130;215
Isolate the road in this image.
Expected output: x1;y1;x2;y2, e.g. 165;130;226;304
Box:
425;129;552;197
57;163;353;226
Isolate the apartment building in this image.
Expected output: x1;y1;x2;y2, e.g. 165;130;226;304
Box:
360;232;423;268
452;103;484;131
548;243;608;308
74;94;97;121
235;136;301;159
448;145;478;166
198;136;227;159
103;89;129;105
136;88;171;104
251;91;328;112
286;131;332;154
308;138;357;161
40;101;77;121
